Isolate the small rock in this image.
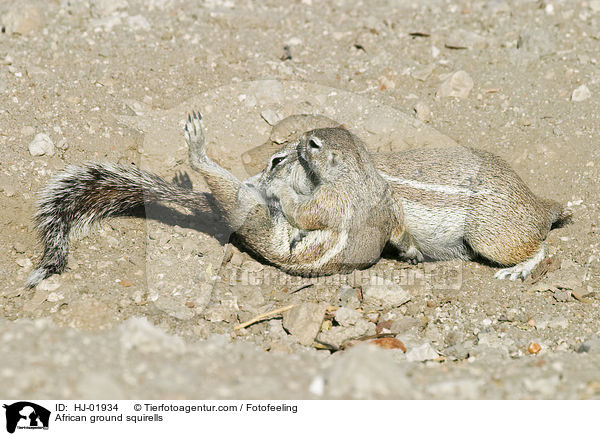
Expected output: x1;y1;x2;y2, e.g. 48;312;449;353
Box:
405;342;439;362
411;63;435;81
362;276;411;310
389;317;421;334
572;287;594;301
260;108;282;126
229;252;244;267
369;337;406;352
282;303;327;346
47;292;64;302
552;288;571;302
334;307;363;327
36;276;61;292
414;101;432;122
444;343;470;360
15;257;32;269
317;320;375;349
28;133;55;157
571;84;591;102
437;71;474;99
336;285;360;309
527;342;542;354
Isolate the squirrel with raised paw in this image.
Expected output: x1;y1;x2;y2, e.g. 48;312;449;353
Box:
26;112;570;287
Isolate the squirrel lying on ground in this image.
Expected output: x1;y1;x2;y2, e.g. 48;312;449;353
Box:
26;112;570;287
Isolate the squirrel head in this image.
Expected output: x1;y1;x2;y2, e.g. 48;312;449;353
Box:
298;127;369;184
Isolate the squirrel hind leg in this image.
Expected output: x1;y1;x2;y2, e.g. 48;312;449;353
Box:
493;244;547;281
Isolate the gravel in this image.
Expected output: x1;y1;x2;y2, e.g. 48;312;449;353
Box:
1;0;599;400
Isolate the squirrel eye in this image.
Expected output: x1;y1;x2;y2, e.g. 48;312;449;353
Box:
308;137;322;150
270;155;285;169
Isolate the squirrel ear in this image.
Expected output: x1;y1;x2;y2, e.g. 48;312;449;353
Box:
308;136;322;150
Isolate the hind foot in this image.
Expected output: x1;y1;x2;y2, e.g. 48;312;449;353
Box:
494;244;547;281
402;245;424;265
184;110;206;171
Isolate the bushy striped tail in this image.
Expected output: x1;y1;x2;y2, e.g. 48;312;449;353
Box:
27;163;211;287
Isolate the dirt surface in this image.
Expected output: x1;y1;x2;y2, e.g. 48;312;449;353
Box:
1;0;599;399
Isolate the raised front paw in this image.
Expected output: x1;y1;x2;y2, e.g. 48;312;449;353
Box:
184;110;207;169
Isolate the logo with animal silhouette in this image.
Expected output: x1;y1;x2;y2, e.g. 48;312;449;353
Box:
3;402;50;433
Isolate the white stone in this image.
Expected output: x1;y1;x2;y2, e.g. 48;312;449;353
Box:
437;70;474;99
362;276;411;309
405;343;439;362
28;133;55;156
571;84;591;102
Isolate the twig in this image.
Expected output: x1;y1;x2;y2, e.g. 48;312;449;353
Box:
290;283;314;294
233;304;295;331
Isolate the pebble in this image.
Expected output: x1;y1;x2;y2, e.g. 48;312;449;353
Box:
571;84;591;102
527;342;542;354
411;63;435;81
333;307;363;327
15;257;32;269
361;276;411;310
323;344;411;399
437;71;474;99
28;133;55;157
336;285;360;309
405;343;439;362
414;101;432;122
369;337;406;352
260;108;282;126
47;292;64;302
317;319;375;349
36;276;61;292
282;303;327;346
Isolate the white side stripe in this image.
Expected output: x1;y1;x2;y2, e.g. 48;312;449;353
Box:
380;173;491;197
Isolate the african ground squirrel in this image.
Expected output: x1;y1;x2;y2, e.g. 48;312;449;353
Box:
26;112;569;287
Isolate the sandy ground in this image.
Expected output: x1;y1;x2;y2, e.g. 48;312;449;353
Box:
1;0;599;399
